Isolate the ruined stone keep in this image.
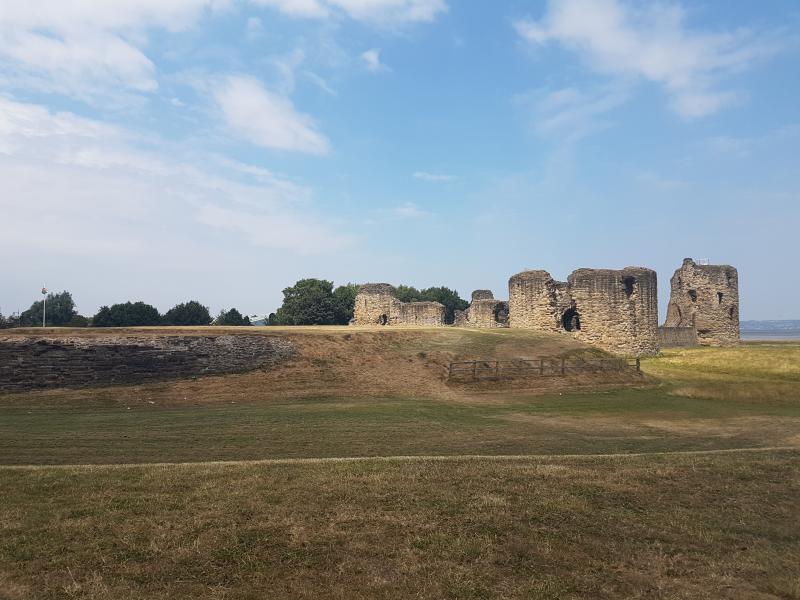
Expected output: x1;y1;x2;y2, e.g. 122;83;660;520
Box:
664;258;739;345
508;267;660;356
351;284;445;326
454;290;509;328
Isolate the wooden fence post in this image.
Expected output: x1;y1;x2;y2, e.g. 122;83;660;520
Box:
539;359;544;376
636;357;641;372
561;357;565;376
472;361;477;381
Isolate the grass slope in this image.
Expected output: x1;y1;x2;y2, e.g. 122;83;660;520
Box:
2;339;800;598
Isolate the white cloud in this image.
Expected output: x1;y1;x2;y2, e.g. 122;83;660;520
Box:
413;171;456;182
0;96;346;260
392;202;426;218
302;71;337;96
0;0;229;99
0;0;445;103
515;85;629;142
212;75;330;155
361;48;389;73
253;0;447;24
515;0;779;118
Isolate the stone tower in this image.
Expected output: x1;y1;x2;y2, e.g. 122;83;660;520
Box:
508;267;660;356
454;290;509;328
664;258;739;345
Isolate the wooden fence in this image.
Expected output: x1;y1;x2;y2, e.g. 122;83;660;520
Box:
447;356;640;381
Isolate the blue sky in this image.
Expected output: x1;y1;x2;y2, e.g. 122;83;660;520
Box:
1;0;799;320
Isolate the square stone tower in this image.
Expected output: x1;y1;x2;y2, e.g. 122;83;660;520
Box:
664;258;739;345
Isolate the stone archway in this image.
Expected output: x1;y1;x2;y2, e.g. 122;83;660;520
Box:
561;307;581;332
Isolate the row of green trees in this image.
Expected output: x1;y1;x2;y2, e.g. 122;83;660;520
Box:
0;292;249;328
1;280;470;328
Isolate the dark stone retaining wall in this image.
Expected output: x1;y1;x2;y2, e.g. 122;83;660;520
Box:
0;334;294;392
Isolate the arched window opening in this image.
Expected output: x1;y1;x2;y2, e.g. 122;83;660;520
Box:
717;292;724;304
623;276;636;298
562;307;581;332
688;289;697;302
493;304;509;324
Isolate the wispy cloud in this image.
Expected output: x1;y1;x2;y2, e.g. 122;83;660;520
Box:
212;75;330;155
413;171;456;182
515;84;629;142
515;0;783;118
0;97;346;258
361;48;389;73
254;0;448;24
392;202;427;218
0;0;226;101
704;124;800;159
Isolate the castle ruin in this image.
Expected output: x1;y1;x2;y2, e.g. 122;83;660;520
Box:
351;258;739;356
508;267;660;356
664;258;739;345
454;290;509;328
351;284;445;326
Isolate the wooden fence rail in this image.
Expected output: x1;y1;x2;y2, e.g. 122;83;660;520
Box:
447;356;640;381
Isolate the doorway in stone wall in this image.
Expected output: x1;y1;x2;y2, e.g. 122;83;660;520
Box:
378;314;388;325
562;307;581;332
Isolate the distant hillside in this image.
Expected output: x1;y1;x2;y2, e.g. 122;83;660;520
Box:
741;320;800;332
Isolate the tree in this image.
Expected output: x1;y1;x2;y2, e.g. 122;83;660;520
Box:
214;308;251;326
67;314;90;327
93;302;162;327
332;283;359;325
20;291;77;326
418;286;469;325
394;285;423;303
163;301;212;326
0;310;19;329
274;279;336;325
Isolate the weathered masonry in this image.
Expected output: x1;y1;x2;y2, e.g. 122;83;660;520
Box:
0;334;294;392
664;258;740;345
351;283;445;326
658;326;698;348
454;290;509;328
508;267;660;356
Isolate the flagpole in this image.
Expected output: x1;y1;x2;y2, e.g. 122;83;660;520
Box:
41;286;48;328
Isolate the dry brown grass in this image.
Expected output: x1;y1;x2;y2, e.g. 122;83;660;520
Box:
1;450;798;599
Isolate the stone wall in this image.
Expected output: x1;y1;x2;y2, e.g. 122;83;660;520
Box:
455;290;509;328
508;267;660;356
659;326;698;348
664;258;740;345
0;333;294;392
508;270;571;331
351;284;445;326
471;290;494;302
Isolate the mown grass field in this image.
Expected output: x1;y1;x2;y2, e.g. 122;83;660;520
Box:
1;336;799;599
